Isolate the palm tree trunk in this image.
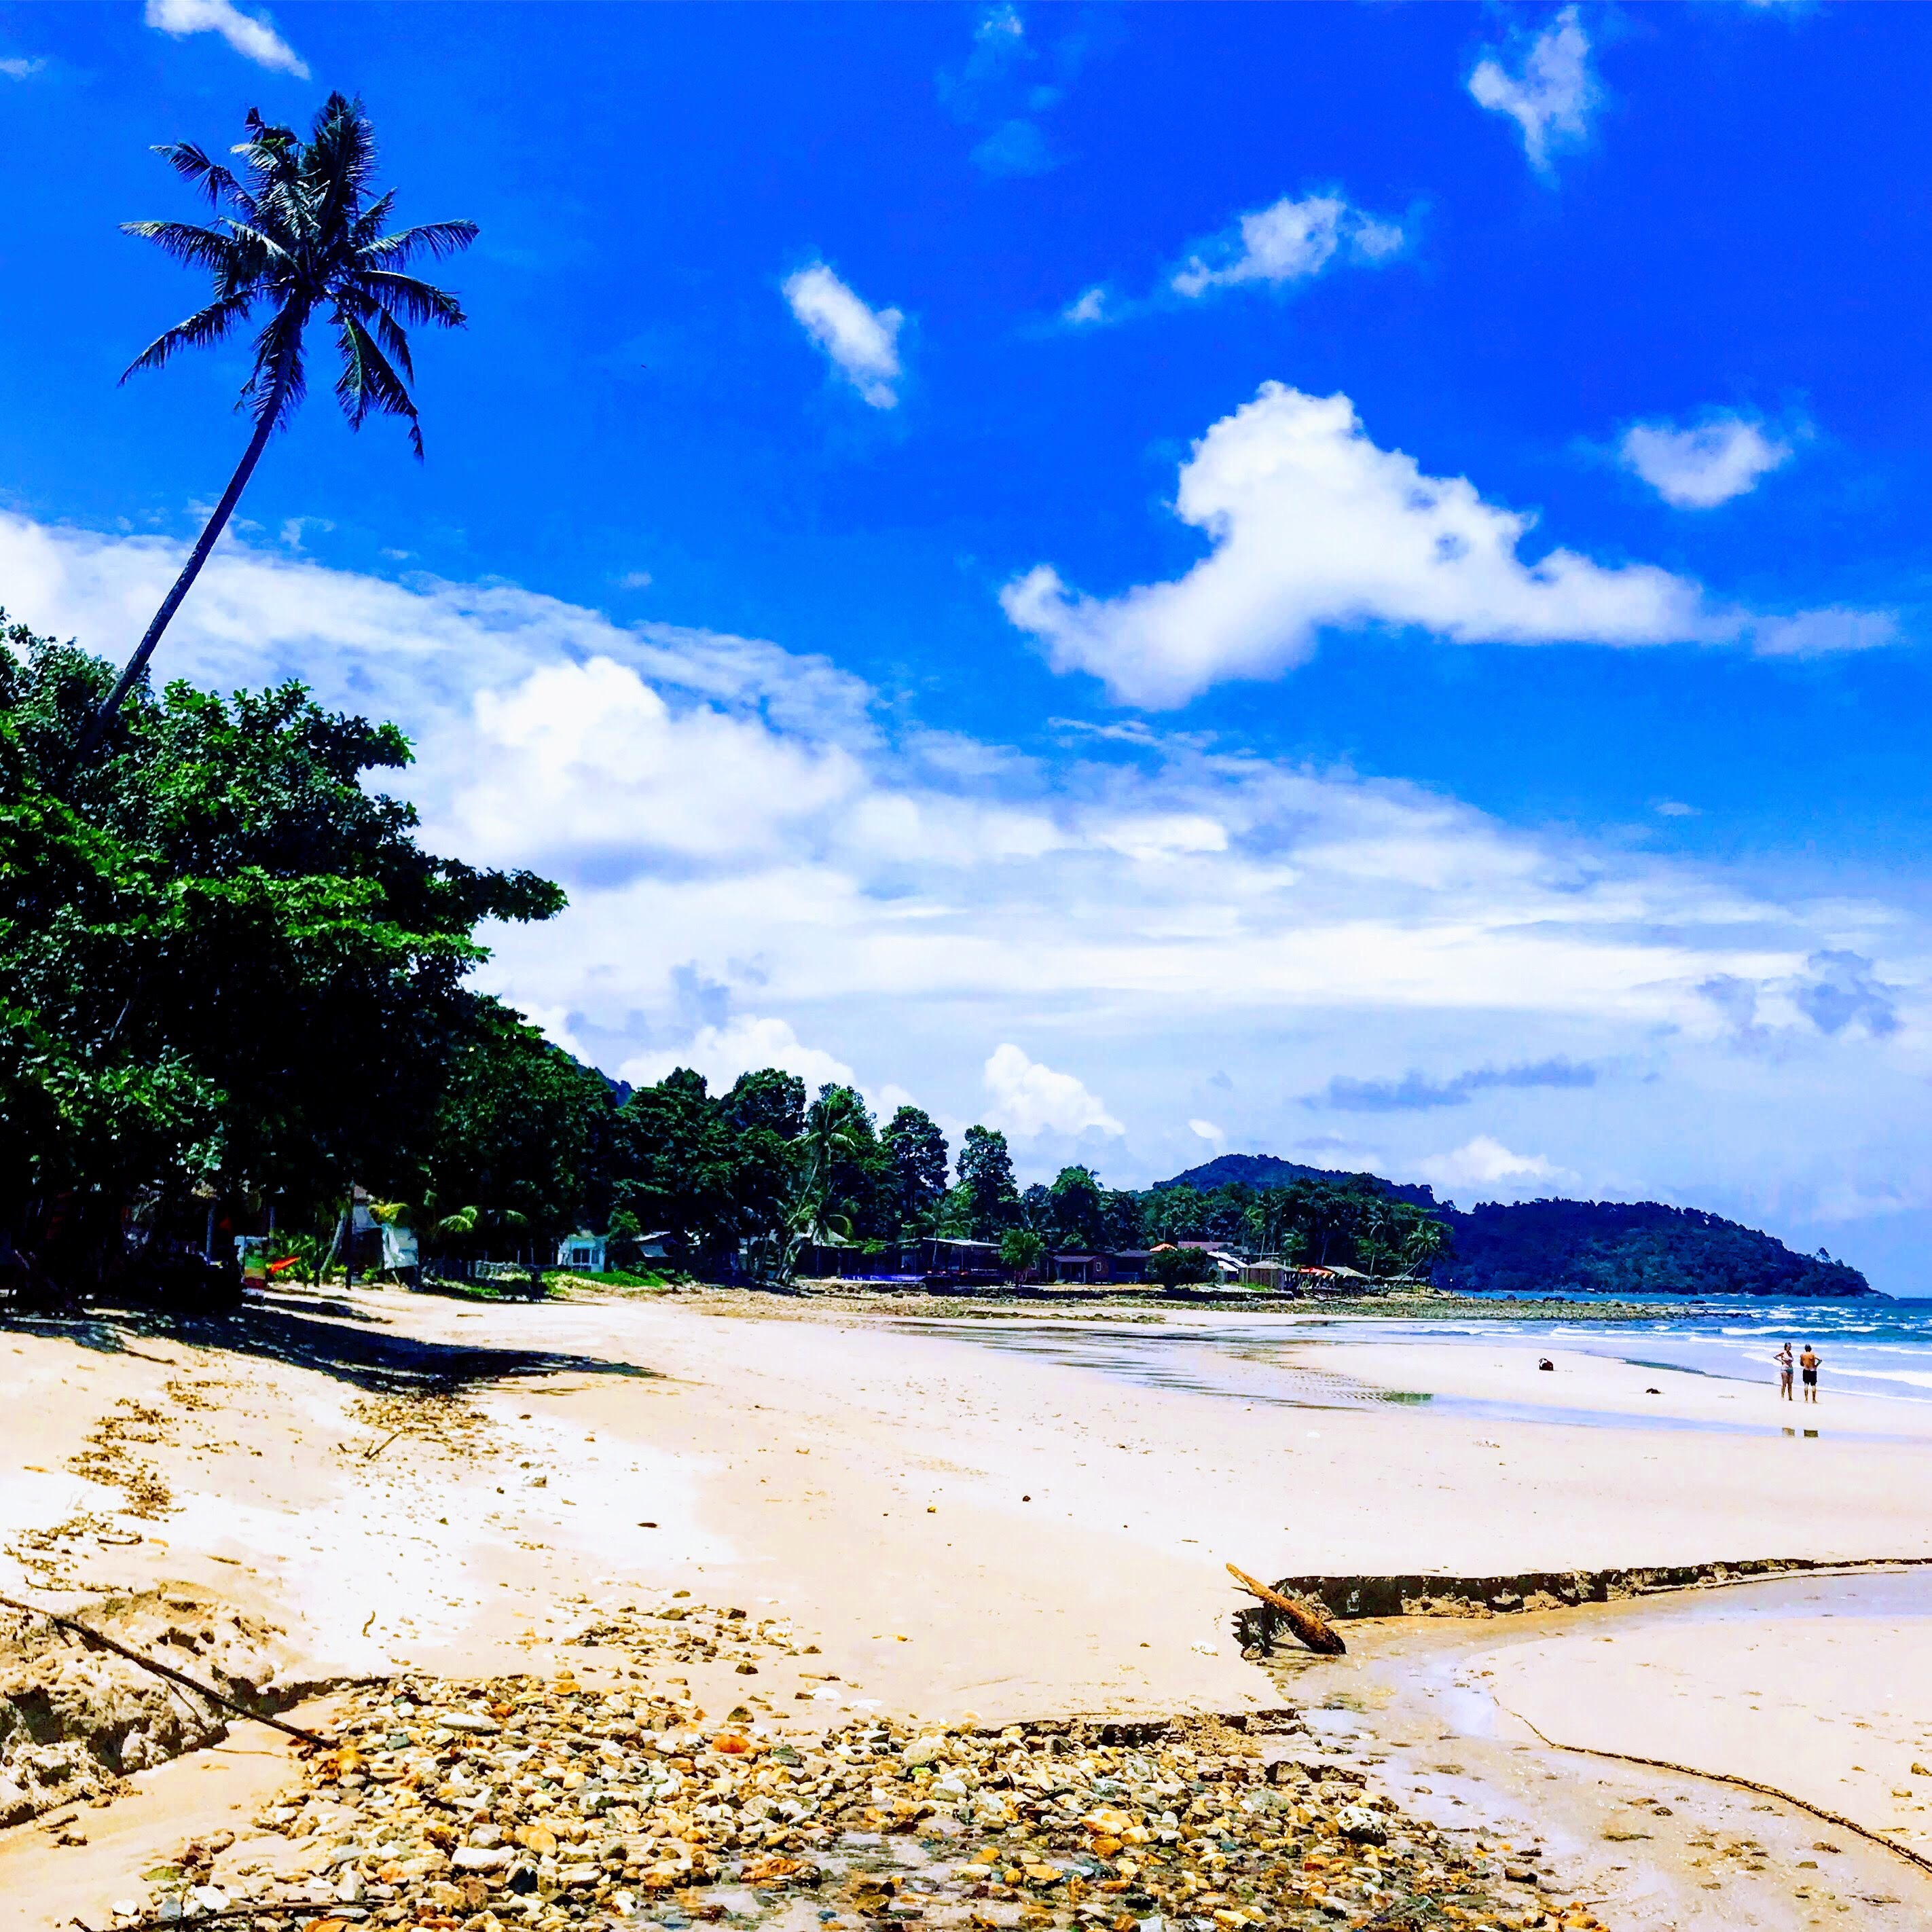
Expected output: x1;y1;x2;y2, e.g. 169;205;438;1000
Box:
74;384;285;763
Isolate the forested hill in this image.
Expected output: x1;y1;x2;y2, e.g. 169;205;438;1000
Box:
1159;1153;1438;1206
1153;1157;1872;1298
1433;1199;1871;1299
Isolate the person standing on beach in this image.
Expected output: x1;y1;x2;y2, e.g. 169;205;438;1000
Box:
1800;1343;1821;1403
1776;1343;1795;1401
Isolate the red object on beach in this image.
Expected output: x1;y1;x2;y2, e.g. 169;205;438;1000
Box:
268;1256;302;1275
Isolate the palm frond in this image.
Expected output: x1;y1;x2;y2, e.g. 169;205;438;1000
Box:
121;219;248;279
348;189;397;253
370;304;416;382
362;219;479;266
353;268;467;329
120;291;257;382
243;307;309;431
154;140;239;209
334;313;422;456
306;92;379;211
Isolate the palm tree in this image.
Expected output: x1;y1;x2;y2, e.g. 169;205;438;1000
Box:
77;92;476;761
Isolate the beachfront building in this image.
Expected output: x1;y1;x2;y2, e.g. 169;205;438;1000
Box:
556;1230;607;1271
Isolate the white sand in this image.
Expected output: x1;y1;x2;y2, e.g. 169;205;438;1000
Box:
7;1290;1932;1925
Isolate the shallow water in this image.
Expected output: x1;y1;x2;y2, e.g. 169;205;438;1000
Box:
914;1300;1932;1437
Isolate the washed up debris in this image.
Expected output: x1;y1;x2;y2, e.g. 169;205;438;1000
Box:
99;1601;1598;1932
1226;1565;1346;1658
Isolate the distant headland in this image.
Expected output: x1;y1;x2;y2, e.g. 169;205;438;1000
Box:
1158;1153;1873;1299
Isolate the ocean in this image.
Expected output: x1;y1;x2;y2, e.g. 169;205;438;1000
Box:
919;1295;1932;1433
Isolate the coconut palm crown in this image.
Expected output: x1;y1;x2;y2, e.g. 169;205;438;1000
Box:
77;93;476;759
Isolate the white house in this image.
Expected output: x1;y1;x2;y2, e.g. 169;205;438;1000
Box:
555;1230;606;1271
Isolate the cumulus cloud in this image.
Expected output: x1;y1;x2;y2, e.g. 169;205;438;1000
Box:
1468;5;1594;175
5;509;1926;1243
1620;416;1793;508
1794;951;1901;1040
1063;287;1108;327
1188;1118;1226;1146
619;1015;858;1099
1171;192;1405;299
1421;1135;1570;1191
1311;1057;1596;1112
782;264;904;409
1002;384;1721;706
145;0;308;75
1;55;46;78
983;1045;1124;1140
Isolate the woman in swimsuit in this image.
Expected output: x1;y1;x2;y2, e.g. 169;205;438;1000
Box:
1800;1344;1821;1403
1775;1343;1794;1401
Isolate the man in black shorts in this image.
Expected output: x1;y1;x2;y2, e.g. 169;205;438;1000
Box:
1800;1344;1821;1403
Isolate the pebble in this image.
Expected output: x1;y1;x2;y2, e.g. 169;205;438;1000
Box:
101;1599;1587;1932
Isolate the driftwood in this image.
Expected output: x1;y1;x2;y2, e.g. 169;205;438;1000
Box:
0;1590;328;1749
1226;1563;1347;1656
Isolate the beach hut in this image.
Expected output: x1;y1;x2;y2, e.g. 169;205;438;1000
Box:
556;1230;607;1271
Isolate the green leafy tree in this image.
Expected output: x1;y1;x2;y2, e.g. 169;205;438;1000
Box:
1000;1228;1046;1282
611;1070;737;1263
804;1085;892;1241
956;1125;1019;1239
1047;1165;1108;1251
422;1006;617;1259
0;625;560;1290
1019;1181;1053;1238
881;1104;949;1235
1143;1185;1204;1245
1144;1245;1216;1292
82;94;477;757
1101;1188;1146;1250
721;1070;806;1142
719;1070;806;1264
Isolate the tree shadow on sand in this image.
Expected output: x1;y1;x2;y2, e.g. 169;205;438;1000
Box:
0;1288;657;1395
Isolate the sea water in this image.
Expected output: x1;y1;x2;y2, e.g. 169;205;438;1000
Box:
1353;1293;1932;1406
919;1295;1932;1433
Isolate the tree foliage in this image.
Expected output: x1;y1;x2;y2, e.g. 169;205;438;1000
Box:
1434;1199;1869;1298
881;1105;949;1236
122;92;477;456
0;623;560;1287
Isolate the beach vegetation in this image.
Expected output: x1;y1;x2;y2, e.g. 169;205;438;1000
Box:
0;621;560;1295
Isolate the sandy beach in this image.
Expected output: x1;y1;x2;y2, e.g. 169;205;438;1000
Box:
5;1287;1932;1929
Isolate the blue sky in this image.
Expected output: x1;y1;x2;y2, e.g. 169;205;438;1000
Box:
3;2;1931;1288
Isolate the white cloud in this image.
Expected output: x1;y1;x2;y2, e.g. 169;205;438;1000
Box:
1468;5;1594;175
1171;192;1405;299
1002;384;1721;706
6;509;1929;1274
619;1016;857;1100
1752;608;1899;656
1420;1135;1569;1192
0;56;46;78
983;1044;1124;1140
782;263;904;409
145;0;309;76
1188;1118;1226;1147
1063;287;1108;327
1620;416;1793;508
